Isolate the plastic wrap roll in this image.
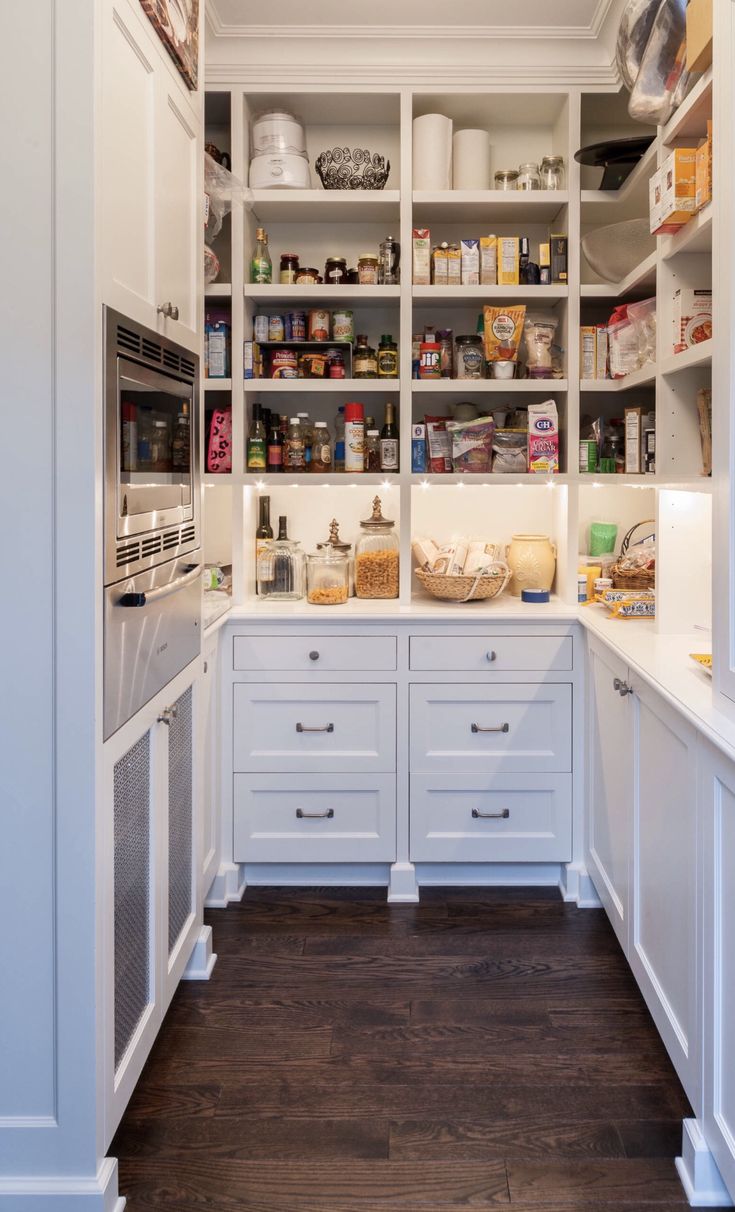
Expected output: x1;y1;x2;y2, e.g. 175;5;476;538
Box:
413;113;453;190
452;129;491;190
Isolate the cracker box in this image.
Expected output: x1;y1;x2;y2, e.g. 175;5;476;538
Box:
696;121;712;212
460;238;480;286
595;325;608;380
447;244;462;286
580;327;596;380
431;245;448;285
673;288;712;354
528;400;559;475
497;236;519;287
412;228;431;285
624;406;643;474
480;236;497;285
660;148;697;229
649;167;667;235
686;0;713;72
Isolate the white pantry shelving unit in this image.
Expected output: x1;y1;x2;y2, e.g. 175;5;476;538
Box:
202;77;715;637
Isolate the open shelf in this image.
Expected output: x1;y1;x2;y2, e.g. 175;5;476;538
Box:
246;378;401;392
661;206;712;259
204;378;233;391
412;379;568;393
249;189;401;224
662;68;713;145
412;190;569;224
205;283;232;298
246;284;400;306
580;364;656;392
581;250;657;300
412;473;568;486
412;285;569;302
661;342;713;375
581;140;658;224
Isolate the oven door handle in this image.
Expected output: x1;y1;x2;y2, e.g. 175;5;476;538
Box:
118;564;202;608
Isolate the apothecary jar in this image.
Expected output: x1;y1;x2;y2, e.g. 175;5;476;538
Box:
355;496;399;599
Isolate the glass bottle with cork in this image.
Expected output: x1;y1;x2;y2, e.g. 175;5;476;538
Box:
380;402;399;472
266;415;283;472
250;227;272;284
246;404;267;471
254;495;273;595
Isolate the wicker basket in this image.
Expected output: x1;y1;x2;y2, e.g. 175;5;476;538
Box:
415;563;511;603
611;520;656;591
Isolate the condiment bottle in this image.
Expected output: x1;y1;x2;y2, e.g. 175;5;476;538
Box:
380;402;399;471
297;412;312;467
286;417;305;471
344;402;365;473
310;421;332;472
354;334;377;379
365;429;381;472
377;334;399;378
250;227;272;283
246;404;266;470
267;417;283;472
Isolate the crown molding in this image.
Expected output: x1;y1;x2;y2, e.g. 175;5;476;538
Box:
206;0;618;41
205;61;622;87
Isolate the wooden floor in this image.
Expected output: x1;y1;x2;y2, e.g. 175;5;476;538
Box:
113;887;726;1210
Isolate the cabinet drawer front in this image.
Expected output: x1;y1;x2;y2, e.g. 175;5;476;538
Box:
410;684;571;773
233;684;396;772
233;634;397;672
410;634;573;672
410;774;572;863
234;774;396;863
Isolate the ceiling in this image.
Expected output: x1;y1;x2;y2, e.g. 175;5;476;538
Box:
206;0;618;39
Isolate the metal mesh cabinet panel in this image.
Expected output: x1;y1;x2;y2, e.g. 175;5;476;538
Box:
113;731;151;1070
168;686;193;954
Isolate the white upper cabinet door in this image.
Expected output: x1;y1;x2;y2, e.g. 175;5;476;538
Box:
631;681;700;1112
586;637;634;955
101;4;157;327
154;74;200;349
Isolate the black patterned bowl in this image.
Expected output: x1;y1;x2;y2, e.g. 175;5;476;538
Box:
315;148;390;190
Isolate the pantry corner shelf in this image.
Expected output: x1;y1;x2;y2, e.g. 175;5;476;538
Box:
662;67;713;146
205;283;233;298
661;342;713;375
249;188;401;224
580;364;656;392
245;378;401;393
411;190;569;224
412;378;568;394
580;249;657;301
661;205;712;259
412;285;569;302
580;139;658;224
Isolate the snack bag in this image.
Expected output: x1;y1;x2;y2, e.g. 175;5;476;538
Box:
483;305;526;362
424;415;452;473
527;400;559;474
446;416;495;474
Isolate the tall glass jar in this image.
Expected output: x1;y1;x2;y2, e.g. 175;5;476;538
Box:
517;162;541;190
306;549;349;605
257;517;305;600
540;155;565;190
355;496;399;599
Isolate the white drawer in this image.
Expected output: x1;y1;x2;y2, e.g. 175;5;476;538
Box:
410;634;573;672
233;634;397;672
233;683;396;773
410;774;572;863
234;774;396;863
410;683;571;773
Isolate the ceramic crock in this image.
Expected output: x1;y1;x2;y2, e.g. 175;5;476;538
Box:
506;534;557;597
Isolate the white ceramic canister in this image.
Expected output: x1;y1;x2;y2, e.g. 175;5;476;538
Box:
506;534;557;597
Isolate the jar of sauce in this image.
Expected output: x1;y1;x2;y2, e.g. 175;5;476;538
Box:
455;334;485;379
357;254;379;285
325;256;347;286
279;253;299;284
296;266;320;284
377;334;398;379
354;335;377;378
326;349;346;378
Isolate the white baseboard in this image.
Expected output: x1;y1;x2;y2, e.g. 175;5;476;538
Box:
559;861;603;908
243;862;391;887
676;1119;734;1206
388;862;419;903
204;861;246;908
0;1157;124;1211
181;925;217;981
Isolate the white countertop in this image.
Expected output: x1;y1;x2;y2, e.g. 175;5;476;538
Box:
203;590;232;633
224;594;579;624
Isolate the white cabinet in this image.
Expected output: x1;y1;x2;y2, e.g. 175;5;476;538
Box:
586;637;634;953
102;662;201;1147
699;741;735;1196
630;682;700;1110
199;634;220;902
100;0;201;350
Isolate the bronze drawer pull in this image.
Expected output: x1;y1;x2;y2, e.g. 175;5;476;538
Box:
471;722;510;733
472;808;510;820
296;808;335;819
296;722;334;733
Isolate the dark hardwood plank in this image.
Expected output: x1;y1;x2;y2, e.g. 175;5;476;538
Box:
150;1023;333;1063
389;1117;625;1160
616;1120;687;1159
410;995;648;1024
507;1158;688;1204
164;995;411;1031
115;1115;389;1160
330;1021;676;1060
117;1080;221;1122
304;927;624;957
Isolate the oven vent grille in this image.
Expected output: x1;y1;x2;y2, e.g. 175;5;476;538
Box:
180;524;196;545
115;324;196;383
181;356;196;378
162;528;181;550
141;535;163;559
142;338;162;364
116;540;140;567
117;325;141;356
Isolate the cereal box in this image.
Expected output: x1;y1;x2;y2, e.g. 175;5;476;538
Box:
580;327;596;380
412;228;431;285
480;236;497;285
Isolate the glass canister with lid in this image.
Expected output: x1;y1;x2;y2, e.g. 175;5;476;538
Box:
317;517;354;596
307;547;350;605
257;515;306;600
540;155;565;190
455;334;485;379
355;495;399;599
494;169;519;191
517;162;541;190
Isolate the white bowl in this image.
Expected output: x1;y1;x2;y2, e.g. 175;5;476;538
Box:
582;219;655;284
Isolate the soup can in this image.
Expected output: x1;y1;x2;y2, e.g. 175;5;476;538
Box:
308;309;331;341
268;314;285;342
270;349;298;378
253;314;269;343
285;311;307;341
332;309;354;342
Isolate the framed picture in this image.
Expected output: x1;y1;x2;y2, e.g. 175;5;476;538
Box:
139;0;199;90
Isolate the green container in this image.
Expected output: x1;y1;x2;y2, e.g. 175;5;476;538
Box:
589;521;619;557
579;440;597;473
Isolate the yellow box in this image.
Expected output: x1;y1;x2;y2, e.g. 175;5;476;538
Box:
696;121;712;212
686;0;712;72
660;147;697;229
447;245;461;286
431;245;448;285
480;236;497;286
497;236;519;287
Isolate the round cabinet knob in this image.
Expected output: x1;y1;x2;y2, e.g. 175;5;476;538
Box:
157;301;179;320
486;650;497;662
309;650;320;662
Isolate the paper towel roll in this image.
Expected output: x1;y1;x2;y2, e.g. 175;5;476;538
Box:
452;128;491;190
413;113;453;190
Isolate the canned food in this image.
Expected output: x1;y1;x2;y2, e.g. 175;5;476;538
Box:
270;349;298;378
332;309;354;342
268;314;285;342
285;311;307;341
308;309;330;341
254;315;269;343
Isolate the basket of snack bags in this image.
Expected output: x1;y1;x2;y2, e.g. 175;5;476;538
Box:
412;537;511;602
611;520;655;590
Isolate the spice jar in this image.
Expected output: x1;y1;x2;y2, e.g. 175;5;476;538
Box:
355;496;399;599
296;266;320;284
377;334;399;379
317;518;354;596
438;329;454;378
517;162;541;190
307;549;349;605
324;255;347;285
357;254;379;285
279;253;299;284
495;169;519;191
455;334;485;380
419;340;441;379
540;155;565;190
354;334;378;378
